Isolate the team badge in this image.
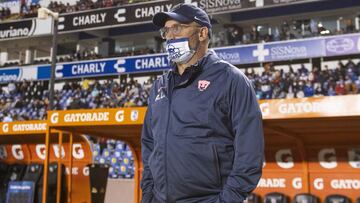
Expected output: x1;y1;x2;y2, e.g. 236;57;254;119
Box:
198;80;210;91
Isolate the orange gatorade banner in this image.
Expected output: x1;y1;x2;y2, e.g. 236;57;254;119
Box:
0;120;47;135
48;107;147;126
309;173;360;200
255;173;305;195
259;95;360;119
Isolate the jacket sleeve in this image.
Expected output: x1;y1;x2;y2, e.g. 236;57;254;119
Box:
140;94;155;203
217;70;264;203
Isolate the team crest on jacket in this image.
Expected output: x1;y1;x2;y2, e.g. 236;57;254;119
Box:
198;80;210;91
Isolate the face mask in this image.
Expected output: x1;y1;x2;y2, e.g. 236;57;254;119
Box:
166;38;196;64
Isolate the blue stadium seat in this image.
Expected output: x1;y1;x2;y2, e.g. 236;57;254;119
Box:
102;149;110;158
114;149;123;158
98;157;106;164
108;166;118;179
109;156;118;166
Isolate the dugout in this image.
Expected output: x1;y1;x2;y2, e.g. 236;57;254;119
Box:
0;120;93;203
46;107;147;203
258;94;360;202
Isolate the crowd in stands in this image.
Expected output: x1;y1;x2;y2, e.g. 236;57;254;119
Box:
0;0;150;22
212;20;358;47
0;47;157;68
48;0;151;14
0;76;154;121
1;60;360;122
0;80;48;122
246;61;360;100
0;7;11;21
1;50;102;68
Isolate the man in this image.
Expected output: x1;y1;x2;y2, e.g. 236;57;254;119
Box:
141;4;264;203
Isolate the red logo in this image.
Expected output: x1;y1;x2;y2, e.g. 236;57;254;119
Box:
198;80;210;91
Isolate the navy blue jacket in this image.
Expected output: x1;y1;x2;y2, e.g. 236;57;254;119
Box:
141;50;264;203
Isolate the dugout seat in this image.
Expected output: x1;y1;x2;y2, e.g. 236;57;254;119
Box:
294;193;319;203
38;162;66;203
264;192;288;203
244;193;260;203
22;163;44;203
325;195;350;203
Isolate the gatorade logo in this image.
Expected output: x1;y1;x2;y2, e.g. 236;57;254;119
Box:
51;112;59;124
318;148;337;169
275;149;294;169
2;123;9;133
115;110;125;122
12;145;24;160
260;102;270;116
35;144;85;160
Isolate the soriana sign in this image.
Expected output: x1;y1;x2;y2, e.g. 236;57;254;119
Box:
259;95;360;119
48;107;146;126
1;121;47;135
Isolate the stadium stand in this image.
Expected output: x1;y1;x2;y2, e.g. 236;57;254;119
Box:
0;13;358;67
246;61;360;100
1;61;359;122
0;0;152;22
89;139;135;179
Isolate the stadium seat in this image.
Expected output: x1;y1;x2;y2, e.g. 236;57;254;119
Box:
294;193;318;203
244;193;260;203
22;163;44;203
325;195;350;203
109;156;118;166
3;164;27;183
37;162;66;203
108;166;119;179
22;163;43;184
264;192;288;203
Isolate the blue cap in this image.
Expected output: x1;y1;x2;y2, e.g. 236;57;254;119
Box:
152;3;212;29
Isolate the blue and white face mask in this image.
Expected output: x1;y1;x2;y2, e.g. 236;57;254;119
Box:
166;38;196;64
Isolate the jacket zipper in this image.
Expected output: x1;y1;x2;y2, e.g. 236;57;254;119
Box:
165;74;173;202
